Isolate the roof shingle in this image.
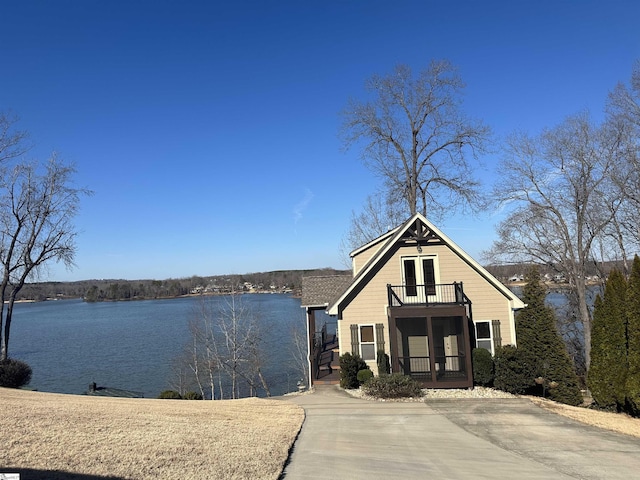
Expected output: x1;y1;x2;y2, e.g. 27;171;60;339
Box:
301;275;353;308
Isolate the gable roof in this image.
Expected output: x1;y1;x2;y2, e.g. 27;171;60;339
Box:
327;212;525;315
301;275;353;308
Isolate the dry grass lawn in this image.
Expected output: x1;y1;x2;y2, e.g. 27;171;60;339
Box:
0;388;304;480
529;396;640;438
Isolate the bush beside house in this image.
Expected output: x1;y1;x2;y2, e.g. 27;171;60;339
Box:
362;373;423;399
472;348;494;386
357;369;374;384
377;350;391;375
339;353;370;389
493;345;533;394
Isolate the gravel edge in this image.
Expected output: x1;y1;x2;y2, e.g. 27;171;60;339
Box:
343;385;517;402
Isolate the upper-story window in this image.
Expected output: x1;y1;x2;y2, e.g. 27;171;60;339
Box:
402;255;439;298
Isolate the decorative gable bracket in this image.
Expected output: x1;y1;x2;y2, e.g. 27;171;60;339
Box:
400;217;442;245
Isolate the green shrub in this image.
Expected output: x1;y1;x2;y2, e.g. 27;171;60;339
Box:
515;268;582;406
362;373;423;399
493;345;534;395
472;348;494;386
357;369;374;384
626;256;640;416
377;350;391;375
158;390;183;399
339;352;369;389
183;391;204;400
0;358;32;388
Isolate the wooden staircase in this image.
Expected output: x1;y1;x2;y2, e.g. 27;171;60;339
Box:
315;333;341;385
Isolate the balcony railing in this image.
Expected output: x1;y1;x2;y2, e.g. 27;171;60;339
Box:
387;282;470;307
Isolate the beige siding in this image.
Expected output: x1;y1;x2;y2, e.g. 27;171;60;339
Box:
340;243;517;360
352;238;387;275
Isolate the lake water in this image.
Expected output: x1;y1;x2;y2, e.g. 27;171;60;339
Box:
9;294;307;398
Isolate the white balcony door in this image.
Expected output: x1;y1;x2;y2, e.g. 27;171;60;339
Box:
401;255;440;303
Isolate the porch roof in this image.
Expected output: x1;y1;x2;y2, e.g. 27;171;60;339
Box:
301;275;353;309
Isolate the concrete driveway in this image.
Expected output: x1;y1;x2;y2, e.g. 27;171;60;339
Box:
280;385;640;480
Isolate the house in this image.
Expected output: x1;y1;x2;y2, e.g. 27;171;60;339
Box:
301;213;526;389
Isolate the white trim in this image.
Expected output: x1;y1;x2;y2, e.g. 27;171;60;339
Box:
328;213;525;316
507;302;519;346
473;320;494;355
401;253;440;290
358;324;376;361
305;308;313;390
350;227;399;258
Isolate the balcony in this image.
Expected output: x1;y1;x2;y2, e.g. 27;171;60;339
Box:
387;282;470;307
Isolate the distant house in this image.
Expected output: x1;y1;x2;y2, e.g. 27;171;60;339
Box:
302;213;525;389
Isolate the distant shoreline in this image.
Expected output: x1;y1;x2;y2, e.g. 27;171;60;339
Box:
14;290;299;304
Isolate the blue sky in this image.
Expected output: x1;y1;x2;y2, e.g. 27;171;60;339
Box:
1;1;639;281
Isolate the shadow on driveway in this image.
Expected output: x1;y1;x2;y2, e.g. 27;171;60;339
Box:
281;386;640;480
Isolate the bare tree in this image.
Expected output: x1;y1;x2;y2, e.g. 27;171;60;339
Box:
0;113;29;164
216;294;270;398
606;61;640;263
608;60;640;132
486;112;626;370
177;293;270;399
289;317;310;389
341;60;491;220
189;297;221;399
339;192;407;262
169;350;197;397
0;155;90;360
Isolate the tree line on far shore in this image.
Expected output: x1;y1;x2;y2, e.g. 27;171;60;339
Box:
15;268;350;302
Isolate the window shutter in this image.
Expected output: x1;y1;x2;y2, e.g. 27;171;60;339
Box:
491;319;502;348
375;323;385;353
350;324;359;355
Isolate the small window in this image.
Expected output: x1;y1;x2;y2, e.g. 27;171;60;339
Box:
475;321;493;353
360;325;375;360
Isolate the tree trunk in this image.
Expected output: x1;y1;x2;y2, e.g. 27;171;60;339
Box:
576;280;592;370
257;368;271;397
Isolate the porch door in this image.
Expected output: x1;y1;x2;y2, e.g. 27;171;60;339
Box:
432;317;463;377
402;256;439;302
392;314;470;386
395;317;430;379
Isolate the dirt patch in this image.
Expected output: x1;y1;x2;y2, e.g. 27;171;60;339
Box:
0;388;304;479
528;396;640;438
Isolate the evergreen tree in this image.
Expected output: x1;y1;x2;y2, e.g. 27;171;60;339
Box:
588;269;628;410
516;267;583;405
626;256;640;416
